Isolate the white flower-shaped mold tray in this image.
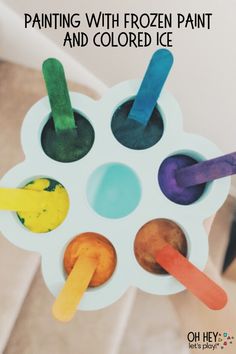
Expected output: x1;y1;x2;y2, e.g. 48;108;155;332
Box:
0;79;230;311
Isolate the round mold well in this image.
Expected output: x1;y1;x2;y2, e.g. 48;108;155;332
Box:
41;109;95;163
100;79;183;156
86;162;142;219
158;150;212;206
62;232;117;288
131;216;208;296
15;177;69;234
0;165;72;252
134;218;188;275
111;97;164;150
41;230;130;311
20;93;97;165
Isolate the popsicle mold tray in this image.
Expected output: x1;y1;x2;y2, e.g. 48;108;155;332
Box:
0;79;230;310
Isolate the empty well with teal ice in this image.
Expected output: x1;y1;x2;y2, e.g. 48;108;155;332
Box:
87;163;141;219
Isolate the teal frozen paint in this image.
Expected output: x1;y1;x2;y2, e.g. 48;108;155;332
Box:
128;49;173;126
111;99;163;150
87;163;141;219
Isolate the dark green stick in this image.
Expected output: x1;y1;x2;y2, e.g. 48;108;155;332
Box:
42;58;76;133
41;58;94;163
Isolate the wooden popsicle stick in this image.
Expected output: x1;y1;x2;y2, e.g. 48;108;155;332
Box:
128;49;173;126
175;151;236;188
155;243;227;310
42;58;76;133
0;188;56;212
52;255;98;322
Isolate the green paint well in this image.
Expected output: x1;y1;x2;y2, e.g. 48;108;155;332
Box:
41;111;94;163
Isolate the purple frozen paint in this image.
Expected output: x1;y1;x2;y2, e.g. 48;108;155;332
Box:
158;155;206;205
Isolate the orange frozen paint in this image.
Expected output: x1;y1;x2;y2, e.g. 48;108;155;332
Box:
64;233;117;287
134;218;187;274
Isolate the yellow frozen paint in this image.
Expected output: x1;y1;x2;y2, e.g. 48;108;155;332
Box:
17;178;69;233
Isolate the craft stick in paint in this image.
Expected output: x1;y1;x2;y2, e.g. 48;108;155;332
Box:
0;187;57;212
52;255;98;322
158;155;207;205
155;243;227;310
175;151;236;188
53;233;117;322
41;59;94;163
134;219;227;310
14;178;69;233
42;58;76;133
128;49;173;126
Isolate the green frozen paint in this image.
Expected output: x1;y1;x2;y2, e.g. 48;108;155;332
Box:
23;178;59;192
45;178;60;192
41;111;95;162
18;215;25;225
25;180;34;187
